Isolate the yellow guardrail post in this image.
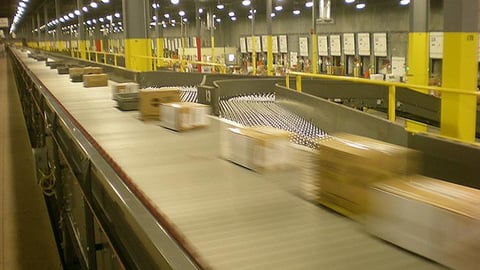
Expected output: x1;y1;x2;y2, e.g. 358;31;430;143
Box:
388;85;396;122
296;75;302;92
95;51;99;63
104;52;107;64
286;74;290;89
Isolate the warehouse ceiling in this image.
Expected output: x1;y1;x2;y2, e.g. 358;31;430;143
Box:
8;0;443;35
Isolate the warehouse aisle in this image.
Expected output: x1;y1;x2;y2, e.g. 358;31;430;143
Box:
0;54;62;269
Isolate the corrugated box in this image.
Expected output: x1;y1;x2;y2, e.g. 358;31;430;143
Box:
83;73;109;87
83;66;103;74
139;87;181;120
112;82;139;97
69;67;84;77
366;175;480;270
316;133;421;219
160;102;210;131
221;126;292;172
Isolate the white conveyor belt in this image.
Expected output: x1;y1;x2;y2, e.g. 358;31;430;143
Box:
16;49;445;270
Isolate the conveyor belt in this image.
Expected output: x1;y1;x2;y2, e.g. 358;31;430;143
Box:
14;49;445;270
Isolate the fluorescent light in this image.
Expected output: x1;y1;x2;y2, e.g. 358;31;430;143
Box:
356;3;366;9
293;9;301;15
164;13;170;18
19;2;26;8
274;5;283;11
74;10;81;15
198;8;204;13
171;0;179;5
82;7;88;12
345;0;355;3
114;12;121;18
228;11;235;17
305;1;313;8
271;12;276;17
231;17;237;21
68;13;74;18
242;0;251;6
217;4;224;9
90;2;98;8
179;10;185;16
63;15;69;20
183;18;187;22
400;0;410;5
101;0;109;3
59;18;65;23
152;3;159;8
99;17;104;22
216;18;221;22
248;14;253;19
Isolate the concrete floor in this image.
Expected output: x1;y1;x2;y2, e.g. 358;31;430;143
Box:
0;54;62;269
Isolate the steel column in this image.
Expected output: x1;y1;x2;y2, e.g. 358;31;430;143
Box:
407;0;429;88
441;0;478;142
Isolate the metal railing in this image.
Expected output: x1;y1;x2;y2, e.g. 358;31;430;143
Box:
286;71;480;145
132;54;227;73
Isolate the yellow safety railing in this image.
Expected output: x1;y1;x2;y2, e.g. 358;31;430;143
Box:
77;49;125;67
132;54;227;74
286;71;480;145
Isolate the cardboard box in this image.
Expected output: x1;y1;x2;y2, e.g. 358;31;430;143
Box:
83;66;103;74
139;87;181;120
160;102;210;131
221;126;292;172
366;175;480;270
112;82;139;96
315;133;422;219
69;67;84;78
83;73;108;87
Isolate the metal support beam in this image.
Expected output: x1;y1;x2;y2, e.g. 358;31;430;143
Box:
77;0;86;59
311;0;318;74
266;0;273;76
122;0;152;71
37;13;41;48
44;5;50;51
55;0;63;51
195;0;202;72
407;0;429;87
441;0;478;142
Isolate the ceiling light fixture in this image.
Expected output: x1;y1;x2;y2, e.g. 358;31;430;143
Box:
90;2;98;8
345;0;355;3
242;0;251;7
217;2;225;10
293;9;300;15
198;8;204;13
179;10;185;16
68;13;74;18
231;17;237;21
101;0;109;3
305;1;313;8
228;11;235;17
356;3;366;9
274;5;283;11
82;7;88;12
114;12;121;18
399;0;410;5
171;0;179;5
74;10;81;15
271;12;276;17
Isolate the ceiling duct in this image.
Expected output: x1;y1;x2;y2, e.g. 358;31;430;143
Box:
318;0;333;24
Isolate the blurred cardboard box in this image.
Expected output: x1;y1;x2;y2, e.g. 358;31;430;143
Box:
83;66;103;74
316;133;421;220
112;82;139;96
83;73;108;87
69;67;84;77
139;87;181;120
366;175;480;270
160;102;210;131
221;126;292;172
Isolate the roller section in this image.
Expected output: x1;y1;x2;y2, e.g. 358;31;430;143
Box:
219;93;329;148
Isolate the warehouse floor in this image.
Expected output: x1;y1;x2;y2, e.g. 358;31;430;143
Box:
0;55;62;269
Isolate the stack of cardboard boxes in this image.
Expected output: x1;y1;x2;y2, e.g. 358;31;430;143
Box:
366;175;480;270
221;126;293;172
83;67;108;87
315;133;421;220
160;102;210;131
139;87;181;120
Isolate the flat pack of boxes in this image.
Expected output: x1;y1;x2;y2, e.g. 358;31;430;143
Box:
160;102;210;131
221;126;293;172
83;73;109;88
366;175;480;270
112;82;140;111
315;133;421;220
139;87;181;120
